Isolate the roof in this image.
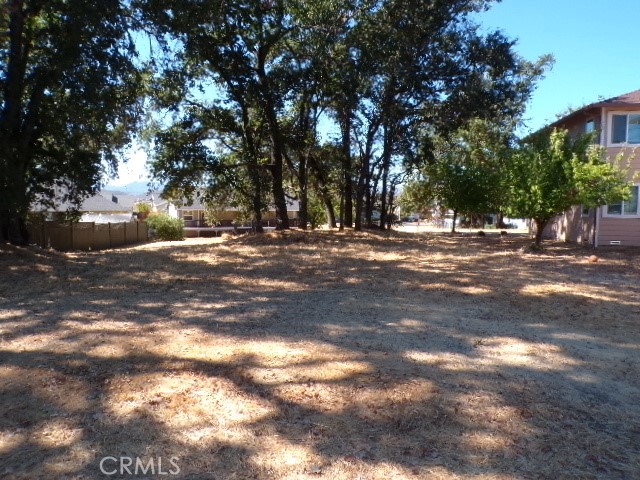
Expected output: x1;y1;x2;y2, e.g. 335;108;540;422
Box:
592;89;640;107
548;89;640;130
171;189;300;212
33;189;165;213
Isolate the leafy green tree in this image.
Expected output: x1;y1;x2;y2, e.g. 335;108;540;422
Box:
142;0;303;230
0;0;147;244
147;212;185;241
506;128;631;247
150;104;272;232
349;0;549;230
398;177;434;218
405;118;514;232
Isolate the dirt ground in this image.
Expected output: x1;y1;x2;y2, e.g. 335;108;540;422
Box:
1;230;639;479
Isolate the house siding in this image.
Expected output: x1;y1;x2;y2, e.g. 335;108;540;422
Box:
542;206;595;244
544;101;640;247
598;216;640;246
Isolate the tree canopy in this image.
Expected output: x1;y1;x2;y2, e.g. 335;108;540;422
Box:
141;0;548;231
506;128;631;247
0;0;148;244
1;0;549;244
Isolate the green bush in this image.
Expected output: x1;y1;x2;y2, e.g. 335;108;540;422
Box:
146;213;184;241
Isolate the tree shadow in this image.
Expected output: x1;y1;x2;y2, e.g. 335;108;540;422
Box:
1;233;639;478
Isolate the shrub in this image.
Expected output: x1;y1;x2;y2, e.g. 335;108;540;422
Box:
146;213;184;241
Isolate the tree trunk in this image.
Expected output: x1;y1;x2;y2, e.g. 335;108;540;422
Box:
241;105;264;234
534;218;548;246
451;210;458;234
257;50;289;230
1;212;29;245
298;153;308;230
354;121;378;231
354;170;365;231
340;110;353;228
386;183;396;230
366;168;379;228
308;154;336;228
339;190;345;231
378;126;392;230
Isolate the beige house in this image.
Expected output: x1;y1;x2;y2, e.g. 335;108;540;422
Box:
542;90;640;247
172;194;300;232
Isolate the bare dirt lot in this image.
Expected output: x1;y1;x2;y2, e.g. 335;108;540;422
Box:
1;231;639;479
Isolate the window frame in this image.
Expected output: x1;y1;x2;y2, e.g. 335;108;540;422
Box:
608;112;640;146
603;184;640;218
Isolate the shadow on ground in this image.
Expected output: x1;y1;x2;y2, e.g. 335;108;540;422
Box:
1;231;639;479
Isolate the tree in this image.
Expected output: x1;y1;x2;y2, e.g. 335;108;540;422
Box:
150;104;272;232
0;0;146;244
403;118;514;232
142;0;302;230
506;128;631;247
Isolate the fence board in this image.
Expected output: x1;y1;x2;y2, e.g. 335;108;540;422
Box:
27;221;148;251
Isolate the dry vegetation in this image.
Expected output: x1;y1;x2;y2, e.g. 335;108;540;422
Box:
1;230;639;479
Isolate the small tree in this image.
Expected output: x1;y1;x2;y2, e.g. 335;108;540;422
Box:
147;213;184;241
409;119;513;233
506;128;631;248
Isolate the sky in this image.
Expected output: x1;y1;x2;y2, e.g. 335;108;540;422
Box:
478;0;640;133
107;0;640;189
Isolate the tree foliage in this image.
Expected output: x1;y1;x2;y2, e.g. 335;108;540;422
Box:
0;0;147;244
141;0;548;232
506;128;631;246
402;118;514;231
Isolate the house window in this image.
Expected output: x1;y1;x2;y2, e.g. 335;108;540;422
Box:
605;185;639;216
585;119;595;133
610;113;640;144
182;210;193;220
581;206;590;217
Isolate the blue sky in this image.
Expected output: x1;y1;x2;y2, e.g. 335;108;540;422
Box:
109;0;640;188
478;0;640;133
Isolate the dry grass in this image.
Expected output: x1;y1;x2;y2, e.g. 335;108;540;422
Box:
1;230;639;479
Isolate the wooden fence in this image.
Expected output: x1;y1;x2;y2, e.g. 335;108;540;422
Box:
27;221;149;251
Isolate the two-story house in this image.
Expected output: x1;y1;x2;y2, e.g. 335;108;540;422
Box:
541;89;640;247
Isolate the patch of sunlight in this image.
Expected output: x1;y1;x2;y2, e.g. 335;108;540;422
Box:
252;438;323;471
475;337;580;370
0;319;39;336
551;332;600;342
32;419;83;448
567;373;599;383
0;309;28;320
404;351;476;371
520;283;639;306
88;299;117;306
220;274;306;291
457;285;492;295
369;252;408;262
0;430;25;454
384;319;427;332
252;360;371;384
463;431;510;452
136;301;166;309
87;343;131;358
106;373;276;430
